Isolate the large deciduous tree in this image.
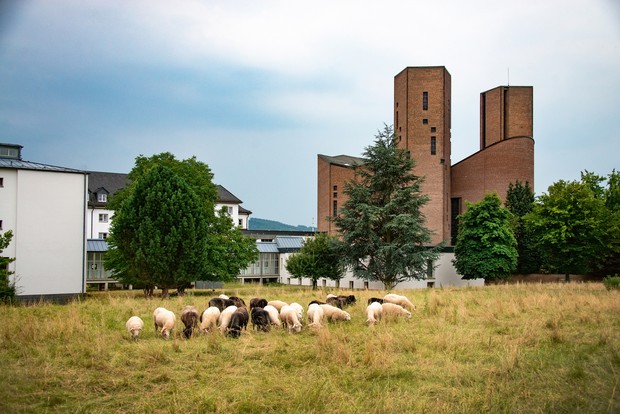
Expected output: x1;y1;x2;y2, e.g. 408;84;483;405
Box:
505;180;541;274
332;125;440;290
106;153;258;297
524;179;610;279
453;193;518;281
106;165;211;298
285;232;344;290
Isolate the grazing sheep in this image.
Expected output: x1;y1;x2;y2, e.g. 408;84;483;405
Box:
181;305;199;339
251;307;271;332
365;301;383;325
307;303;325;327
263;305;282;327
326;293;337;300
381;302;412;318
228;307;249;338
327;295;357;309
209;297;234;312
290;302;304;323
125;316;144;340
367;297;384;305
153;307;176;339
219;305;238;333
319;304;351;322
267;300;288;312
326;296;345;308
383;293;416;311
199;306;221;333
308;299;326;307
229;296;246;308
280;305;302;333
250;297;268;310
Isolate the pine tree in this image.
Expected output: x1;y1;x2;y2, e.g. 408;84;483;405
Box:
333;125;440;290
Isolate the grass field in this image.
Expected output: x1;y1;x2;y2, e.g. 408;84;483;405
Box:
1;283;619;413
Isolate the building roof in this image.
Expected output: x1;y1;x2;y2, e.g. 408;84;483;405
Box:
88;171;129;196
0;158;86;174
87;239;109;252
256;242;280;253
239;205;252;215
217;185;242;204
318;154;366;168
255;235;306;254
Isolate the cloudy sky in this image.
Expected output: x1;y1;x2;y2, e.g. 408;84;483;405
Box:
1;1;619;226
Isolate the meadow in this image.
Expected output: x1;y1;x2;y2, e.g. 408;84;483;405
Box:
0;282;618;413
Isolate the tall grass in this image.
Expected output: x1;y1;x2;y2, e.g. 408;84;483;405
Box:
0;283;618;413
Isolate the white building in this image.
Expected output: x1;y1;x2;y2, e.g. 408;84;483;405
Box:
0;143;88;302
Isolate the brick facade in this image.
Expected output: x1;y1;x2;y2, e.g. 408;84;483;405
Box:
317;67;534;246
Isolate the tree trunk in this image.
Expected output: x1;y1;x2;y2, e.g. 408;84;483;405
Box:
162;287;170;299
312;279;318;290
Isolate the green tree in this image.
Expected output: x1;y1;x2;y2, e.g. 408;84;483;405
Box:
453;193;518;281
107;165;211;298
524;179;609;280
332;124;441;290
285;233;344;290
105;153;258;296
0;230;16;303
505;180;541;274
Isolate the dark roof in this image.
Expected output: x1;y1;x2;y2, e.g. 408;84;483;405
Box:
87;171;129;195
217;185;242;204
239;205;252;215
0;158;86;174
318;154;366;168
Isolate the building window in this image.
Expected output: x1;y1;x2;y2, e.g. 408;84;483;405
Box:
98;232;108;239
332;200;338;217
431;137;437;155
422;119;428;125
349;281;354;289
333;192;337;198
333;185;337;191
423;91;428;110
228;206;233;215
0;177;3;187
0;220;2;230
238;219;243;227
431;126;436;132
363;281;369;289
426;259;434;278
99;214;108;223
97;193;107;203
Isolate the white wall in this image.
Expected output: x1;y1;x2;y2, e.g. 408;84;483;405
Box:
9;169;87;296
86;207;114;239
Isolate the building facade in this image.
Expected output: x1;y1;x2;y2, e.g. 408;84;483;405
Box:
317;66;534;288
0;143;88;302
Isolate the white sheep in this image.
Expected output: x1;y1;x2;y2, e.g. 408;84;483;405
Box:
307;303;325;327
383;293;416;311
125;316;144;340
365;301;383;325
280;305;302;333
381;302;412;318
199;306;221;333
319;304;351;322
263;305;282;327
219;294;229;299
267;300;288;312
219;305;238;333
290;302;304;323
153;307;176;339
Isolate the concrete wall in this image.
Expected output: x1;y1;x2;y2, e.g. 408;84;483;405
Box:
5;169;87;297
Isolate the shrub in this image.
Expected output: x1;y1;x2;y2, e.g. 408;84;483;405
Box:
602;275;620;291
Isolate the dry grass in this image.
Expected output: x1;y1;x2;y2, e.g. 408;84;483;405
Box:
0;282;619;413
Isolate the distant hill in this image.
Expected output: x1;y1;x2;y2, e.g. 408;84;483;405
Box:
249;217;315;232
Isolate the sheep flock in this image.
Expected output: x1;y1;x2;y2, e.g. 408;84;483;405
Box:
125;292;416;341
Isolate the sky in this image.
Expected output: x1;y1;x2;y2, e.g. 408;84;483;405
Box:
1;0;619;227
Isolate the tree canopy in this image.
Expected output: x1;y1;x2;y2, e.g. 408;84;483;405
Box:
524;178;611;278
453;193;518;281
105;153;258;296
505;180;541;274
285;233;344;290
0;230;16;303
332;124;440;290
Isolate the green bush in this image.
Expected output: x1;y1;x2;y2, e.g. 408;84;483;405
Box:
602;275;620;291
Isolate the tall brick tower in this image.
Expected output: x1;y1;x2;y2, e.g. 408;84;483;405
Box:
394;67;452;245
480;86;533;149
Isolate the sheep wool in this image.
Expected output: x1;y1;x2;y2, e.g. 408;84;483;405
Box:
263;305;282;327
383;293;416;311
219;305;238;333
319;304;351;322
126;316;144;340
365;301;383;325
280;305;302;333
307;303;324;327
267;300;288;312
153;307;176;339
200;306;221;333
381;302;412;318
